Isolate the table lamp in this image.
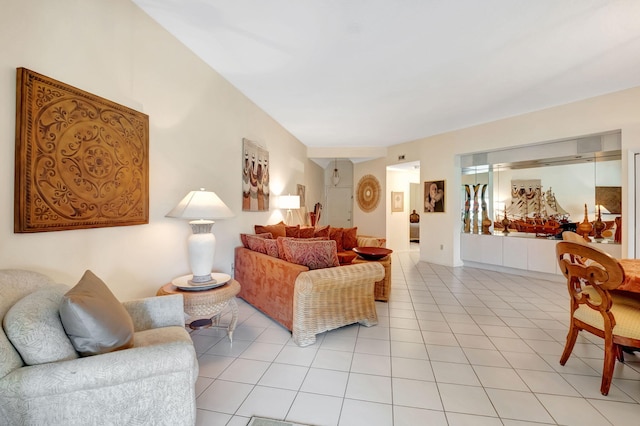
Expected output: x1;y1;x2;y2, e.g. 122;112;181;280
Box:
279;194;300;225
166;189;233;284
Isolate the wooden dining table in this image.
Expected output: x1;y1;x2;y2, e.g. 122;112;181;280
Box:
617;259;640;293
614;259;640;353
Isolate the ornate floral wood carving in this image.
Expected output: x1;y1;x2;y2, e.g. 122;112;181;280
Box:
356;174;381;212
14;68;149;232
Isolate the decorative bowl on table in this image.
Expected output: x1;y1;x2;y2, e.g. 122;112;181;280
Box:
172;273;231;291
352;247;393;260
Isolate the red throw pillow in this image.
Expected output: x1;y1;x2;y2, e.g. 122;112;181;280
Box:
314;225;330;239
285;224;300;238
329;227;344;252
342;227;358;250
281;239;339;270
299;227;315;238
254;223;286;239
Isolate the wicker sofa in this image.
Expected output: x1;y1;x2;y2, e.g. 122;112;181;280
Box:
234;246;385;346
0;269;198;425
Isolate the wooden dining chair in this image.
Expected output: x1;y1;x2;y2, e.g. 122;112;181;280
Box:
556;241;640;395
562;230;590;243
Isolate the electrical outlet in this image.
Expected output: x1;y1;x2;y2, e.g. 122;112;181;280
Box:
231;262;234;272
440;244;444;250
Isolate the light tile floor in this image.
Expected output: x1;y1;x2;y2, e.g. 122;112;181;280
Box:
192;250;640;425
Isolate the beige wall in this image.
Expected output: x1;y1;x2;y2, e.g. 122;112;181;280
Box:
355;87;640;265
0;0;322;299
385;170;412;251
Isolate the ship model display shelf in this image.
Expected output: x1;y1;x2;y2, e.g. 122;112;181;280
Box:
493;184;570;237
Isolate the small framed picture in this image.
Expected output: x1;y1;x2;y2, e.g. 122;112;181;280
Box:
424;180;445;213
391;191;404;212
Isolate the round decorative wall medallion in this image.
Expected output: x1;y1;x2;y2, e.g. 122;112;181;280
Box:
356;174;381;212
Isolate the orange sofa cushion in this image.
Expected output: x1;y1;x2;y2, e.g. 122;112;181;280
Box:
254;223;286;239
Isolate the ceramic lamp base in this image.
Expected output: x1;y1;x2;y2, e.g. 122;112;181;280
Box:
188;220;216;283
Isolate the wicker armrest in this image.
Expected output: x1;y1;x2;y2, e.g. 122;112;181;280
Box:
292;262;384;346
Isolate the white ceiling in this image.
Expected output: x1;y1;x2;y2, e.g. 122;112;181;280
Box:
133;0;640;152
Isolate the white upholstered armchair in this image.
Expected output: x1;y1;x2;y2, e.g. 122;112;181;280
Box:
0;269;198;425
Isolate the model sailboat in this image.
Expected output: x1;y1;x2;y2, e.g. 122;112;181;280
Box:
497;183;569;235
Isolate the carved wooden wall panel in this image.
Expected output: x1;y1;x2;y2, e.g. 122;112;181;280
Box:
15;68;149;232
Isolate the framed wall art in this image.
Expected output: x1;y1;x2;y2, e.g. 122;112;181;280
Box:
391;191;404;212
296;184;307;225
242;138;269;211
595;186;621;214
297;184;306;208
424;180;445;213
14;68;149;233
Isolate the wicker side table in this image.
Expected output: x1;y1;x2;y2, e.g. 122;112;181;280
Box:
351;255;392;302
157;278;241;341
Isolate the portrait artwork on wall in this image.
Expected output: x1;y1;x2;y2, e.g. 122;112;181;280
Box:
14;68;149;233
242;138;269;211
391;191;404;212
297;184;308;225
424;180;445;213
297;184;306;208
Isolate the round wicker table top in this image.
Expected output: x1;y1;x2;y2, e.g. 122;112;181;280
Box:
157;278;240;316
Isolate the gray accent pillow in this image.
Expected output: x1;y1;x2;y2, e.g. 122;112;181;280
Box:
60;270;134;356
3;287;79;365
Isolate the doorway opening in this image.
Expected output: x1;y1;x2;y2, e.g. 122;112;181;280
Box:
386;161;420;252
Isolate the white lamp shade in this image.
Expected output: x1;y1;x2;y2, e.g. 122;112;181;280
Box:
166;189;234;220
278;195;300;210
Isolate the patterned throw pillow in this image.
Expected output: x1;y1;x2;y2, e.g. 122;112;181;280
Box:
277;237;328;261
276;237;292;260
329;227;344;252
342;227;358;250
254;223;286;238
281;239;340;270
263;239;279;257
246;234;278;257
4;287;79;365
240;232;272;248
